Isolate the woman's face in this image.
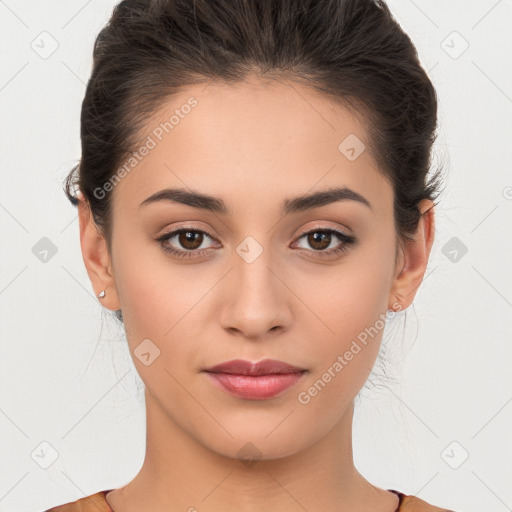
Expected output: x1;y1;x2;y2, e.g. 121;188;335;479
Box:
85;77;427;459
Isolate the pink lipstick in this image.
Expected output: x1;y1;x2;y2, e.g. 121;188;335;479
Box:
202;358;307;400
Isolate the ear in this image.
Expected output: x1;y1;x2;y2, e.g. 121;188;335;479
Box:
388;199;435;311
77;196;121;311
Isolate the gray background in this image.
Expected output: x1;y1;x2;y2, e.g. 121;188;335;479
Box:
0;1;511;511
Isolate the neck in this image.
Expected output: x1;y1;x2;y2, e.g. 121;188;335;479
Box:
105;390;398;512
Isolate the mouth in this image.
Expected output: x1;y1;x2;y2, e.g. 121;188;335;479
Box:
203;358;307;376
202;358;307;400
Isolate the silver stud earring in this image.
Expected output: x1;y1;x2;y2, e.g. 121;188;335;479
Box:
97;290;106;299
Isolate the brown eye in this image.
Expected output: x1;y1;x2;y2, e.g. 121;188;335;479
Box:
156;226;357;261
156;228;219;259
293;227;357;258
306;231;331;251
178;230;204;250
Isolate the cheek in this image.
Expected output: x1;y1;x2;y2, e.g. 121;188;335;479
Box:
113;230;191;327
296;248;393;347
111;239;173;348
112;241;214;371
292;243;394;401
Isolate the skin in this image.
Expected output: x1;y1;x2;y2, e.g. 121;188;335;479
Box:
78;76;435;512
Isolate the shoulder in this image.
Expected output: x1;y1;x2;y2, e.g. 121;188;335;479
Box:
44;490;113;512
389;489;458;512
44;488;458;512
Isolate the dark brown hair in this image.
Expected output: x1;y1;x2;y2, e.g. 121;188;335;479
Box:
64;0;445;324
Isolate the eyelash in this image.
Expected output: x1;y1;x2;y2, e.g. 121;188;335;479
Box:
156;225;357;260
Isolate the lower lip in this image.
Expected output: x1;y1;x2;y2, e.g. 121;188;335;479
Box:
204;371;307;400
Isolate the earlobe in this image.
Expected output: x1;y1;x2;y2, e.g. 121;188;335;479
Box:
388;199;436;311
77;197;121;311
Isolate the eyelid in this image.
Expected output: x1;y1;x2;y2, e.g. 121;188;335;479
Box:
156;222;217;239
156;222;352;244
156;222;357;259
294;223;352;239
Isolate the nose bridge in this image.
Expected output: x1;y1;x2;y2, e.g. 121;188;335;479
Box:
233;233;282;305
218;232;292;337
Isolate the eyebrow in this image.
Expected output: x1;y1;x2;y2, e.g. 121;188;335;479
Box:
139;186;372;215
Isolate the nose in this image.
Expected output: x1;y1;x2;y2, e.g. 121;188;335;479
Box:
218;246;293;340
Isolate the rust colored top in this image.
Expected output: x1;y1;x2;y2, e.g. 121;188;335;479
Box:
45;488;456;511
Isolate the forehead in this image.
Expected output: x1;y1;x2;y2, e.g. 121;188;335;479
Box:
111;77;393;217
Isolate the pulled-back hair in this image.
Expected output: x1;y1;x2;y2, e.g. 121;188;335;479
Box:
64;0;445;323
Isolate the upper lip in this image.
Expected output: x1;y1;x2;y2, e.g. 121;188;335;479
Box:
203;358;306;376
